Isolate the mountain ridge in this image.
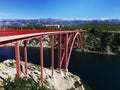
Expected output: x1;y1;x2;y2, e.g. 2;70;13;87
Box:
0;18;120;27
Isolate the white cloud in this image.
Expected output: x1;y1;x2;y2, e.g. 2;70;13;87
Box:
100;18;112;20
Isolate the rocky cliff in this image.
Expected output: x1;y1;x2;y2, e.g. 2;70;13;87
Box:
0;59;85;90
84;30;120;55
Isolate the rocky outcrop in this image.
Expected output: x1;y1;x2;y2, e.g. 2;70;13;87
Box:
84;31;120;55
19;35;51;47
0;59;85;90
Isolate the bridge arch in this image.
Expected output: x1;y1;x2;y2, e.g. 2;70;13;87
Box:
58;32;83;70
66;32;83;69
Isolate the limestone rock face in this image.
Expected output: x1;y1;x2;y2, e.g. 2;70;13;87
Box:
0;59;85;90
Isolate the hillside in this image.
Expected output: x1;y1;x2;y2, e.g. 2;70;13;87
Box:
0;59;86;90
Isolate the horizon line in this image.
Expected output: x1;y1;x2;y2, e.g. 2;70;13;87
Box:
0;18;120;20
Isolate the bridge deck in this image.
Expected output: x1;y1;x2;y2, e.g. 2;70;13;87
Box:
0;29;82;42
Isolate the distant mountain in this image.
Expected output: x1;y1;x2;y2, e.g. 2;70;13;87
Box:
0;18;120;27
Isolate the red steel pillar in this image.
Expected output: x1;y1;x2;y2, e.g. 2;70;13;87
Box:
64;33;68;70
51;34;54;76
81;32;84;48
40;36;43;86
24;41;28;75
15;42;21;77
58;34;62;69
77;37;81;48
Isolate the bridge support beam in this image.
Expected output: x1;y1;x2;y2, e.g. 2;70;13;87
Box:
51;35;54;76
64;33;68;70
24;41;28;75
81;32;84;48
15;42;21;78
40;36;43;86
58;34;62;69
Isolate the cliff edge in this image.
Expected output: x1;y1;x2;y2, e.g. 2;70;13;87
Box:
0;59;85;90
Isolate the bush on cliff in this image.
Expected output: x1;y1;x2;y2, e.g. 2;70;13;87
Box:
3;75;49;90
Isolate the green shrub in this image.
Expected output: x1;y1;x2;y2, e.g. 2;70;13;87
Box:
3;75;49;90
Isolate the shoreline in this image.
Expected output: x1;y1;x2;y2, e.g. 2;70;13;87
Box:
3;44;118;56
75;48;117;56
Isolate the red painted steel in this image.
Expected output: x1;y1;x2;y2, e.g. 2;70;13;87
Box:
58;34;62;69
0;29;84;37
58;32;83;69
77;35;81;48
66;32;82;68
24;41;28;75
64;33;68;70
0;30;61;36
40;36;43;86
51;35;54;76
15;42;21;77
0;29;85;85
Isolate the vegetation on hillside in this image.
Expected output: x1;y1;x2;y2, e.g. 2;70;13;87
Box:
4;24;120;31
1;76;49;90
1;24;120;54
62;24;120;31
84;29;120;53
4;25;59;30
61;24;120;54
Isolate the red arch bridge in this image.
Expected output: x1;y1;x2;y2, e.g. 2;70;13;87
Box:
0;29;84;85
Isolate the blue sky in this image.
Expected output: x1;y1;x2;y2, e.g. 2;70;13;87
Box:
0;0;120;19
